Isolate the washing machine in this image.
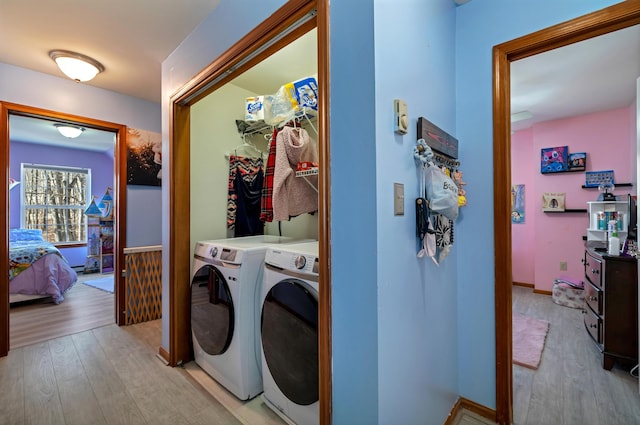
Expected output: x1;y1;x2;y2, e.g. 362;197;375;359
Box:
190;235;307;401
260;241;319;425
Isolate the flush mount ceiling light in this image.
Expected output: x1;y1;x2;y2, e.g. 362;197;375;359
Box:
54;123;85;139
49;50;105;82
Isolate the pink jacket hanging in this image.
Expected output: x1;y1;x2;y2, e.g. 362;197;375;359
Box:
272;126;318;221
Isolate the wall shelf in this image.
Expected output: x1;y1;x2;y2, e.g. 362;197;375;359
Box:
543;209;587;213
582;183;633;189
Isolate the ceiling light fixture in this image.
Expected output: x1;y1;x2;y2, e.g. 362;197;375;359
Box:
49;50;105;82
54;124;85;139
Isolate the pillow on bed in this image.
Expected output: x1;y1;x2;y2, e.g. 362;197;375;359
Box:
9;228;44;242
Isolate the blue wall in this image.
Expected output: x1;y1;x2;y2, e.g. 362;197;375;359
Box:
454;0;622;407
9;141;114;267
329;2;378;424
373;1;459;423
0;62;162;248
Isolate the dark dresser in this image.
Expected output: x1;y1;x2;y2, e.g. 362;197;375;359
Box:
582;243;638;370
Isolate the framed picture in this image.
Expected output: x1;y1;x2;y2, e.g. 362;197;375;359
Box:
511;184;525;223
540;146;569;174
127;128;162;186
585;170;615;188
542;192;566;212
568;152;587;172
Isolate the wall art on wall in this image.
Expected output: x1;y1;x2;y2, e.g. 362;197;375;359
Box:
540;146;568;174
511;184;525;223
568;152;586;172
127;128;162;186
585;170;615;188
542;192;566;212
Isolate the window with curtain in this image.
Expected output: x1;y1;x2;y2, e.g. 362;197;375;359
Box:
20;163;91;244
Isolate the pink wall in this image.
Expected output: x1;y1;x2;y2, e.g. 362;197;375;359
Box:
512;106;635;292
511;128;535;285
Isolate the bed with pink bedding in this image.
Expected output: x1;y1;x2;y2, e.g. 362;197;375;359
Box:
9;229;78;304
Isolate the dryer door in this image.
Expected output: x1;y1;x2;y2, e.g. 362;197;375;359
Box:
191;264;234;355
261;278;318;406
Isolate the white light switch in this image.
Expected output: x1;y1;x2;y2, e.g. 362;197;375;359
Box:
394;99;408;135
394;183;404;215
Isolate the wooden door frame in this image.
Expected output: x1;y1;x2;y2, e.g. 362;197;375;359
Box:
493;3;640;424
0;102;128;357
166;0;331;423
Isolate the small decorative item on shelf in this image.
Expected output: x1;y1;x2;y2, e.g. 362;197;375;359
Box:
586;170;614;188
540;146;568;173
542;192;565;211
597;182;616;201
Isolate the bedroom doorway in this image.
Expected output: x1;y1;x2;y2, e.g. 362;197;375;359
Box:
492;3;640;424
0;102;128;357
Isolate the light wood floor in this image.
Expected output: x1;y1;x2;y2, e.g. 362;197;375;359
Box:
513;285;640;425
10;273;115;349
0;319;243;425
9;280;637;424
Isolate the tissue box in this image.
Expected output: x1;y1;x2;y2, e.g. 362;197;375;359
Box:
245;96;264;122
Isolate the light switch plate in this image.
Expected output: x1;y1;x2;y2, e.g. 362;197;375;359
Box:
394;183;404;215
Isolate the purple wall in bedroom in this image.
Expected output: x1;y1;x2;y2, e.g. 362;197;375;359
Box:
9;141;115;267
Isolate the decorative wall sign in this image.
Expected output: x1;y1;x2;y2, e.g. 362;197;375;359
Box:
568;152;586;172
540;146;568;174
417;117;458;159
585;170;615;188
512;184;525;223
127;128;162;186
542;192;566;212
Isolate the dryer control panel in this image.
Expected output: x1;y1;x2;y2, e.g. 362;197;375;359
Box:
265;243;319;277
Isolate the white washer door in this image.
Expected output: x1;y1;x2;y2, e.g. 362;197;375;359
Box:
261;278;318;406
191;264;234;355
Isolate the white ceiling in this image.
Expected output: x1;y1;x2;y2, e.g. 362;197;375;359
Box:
1;2;637;146
0;0;221;104
511;24;640;132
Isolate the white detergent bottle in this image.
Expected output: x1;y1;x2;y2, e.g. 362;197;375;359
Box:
608;220;620;256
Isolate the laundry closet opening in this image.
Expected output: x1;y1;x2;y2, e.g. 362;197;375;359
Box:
183;25;324;425
190;28;319;250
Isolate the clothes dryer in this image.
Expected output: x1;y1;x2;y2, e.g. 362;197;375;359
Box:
260;241;319;425
190;235;306;400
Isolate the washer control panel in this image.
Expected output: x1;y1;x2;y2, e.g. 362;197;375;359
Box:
194;241;240;263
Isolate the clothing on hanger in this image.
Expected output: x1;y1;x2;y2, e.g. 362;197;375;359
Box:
260;128;279;223
234;165;264;237
272;126;318;221
227;155;264;230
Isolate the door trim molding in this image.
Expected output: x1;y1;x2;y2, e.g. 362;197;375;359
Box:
492;3;640;423
0;101;128;357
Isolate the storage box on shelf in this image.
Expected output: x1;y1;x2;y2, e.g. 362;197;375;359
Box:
586;201;629;243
